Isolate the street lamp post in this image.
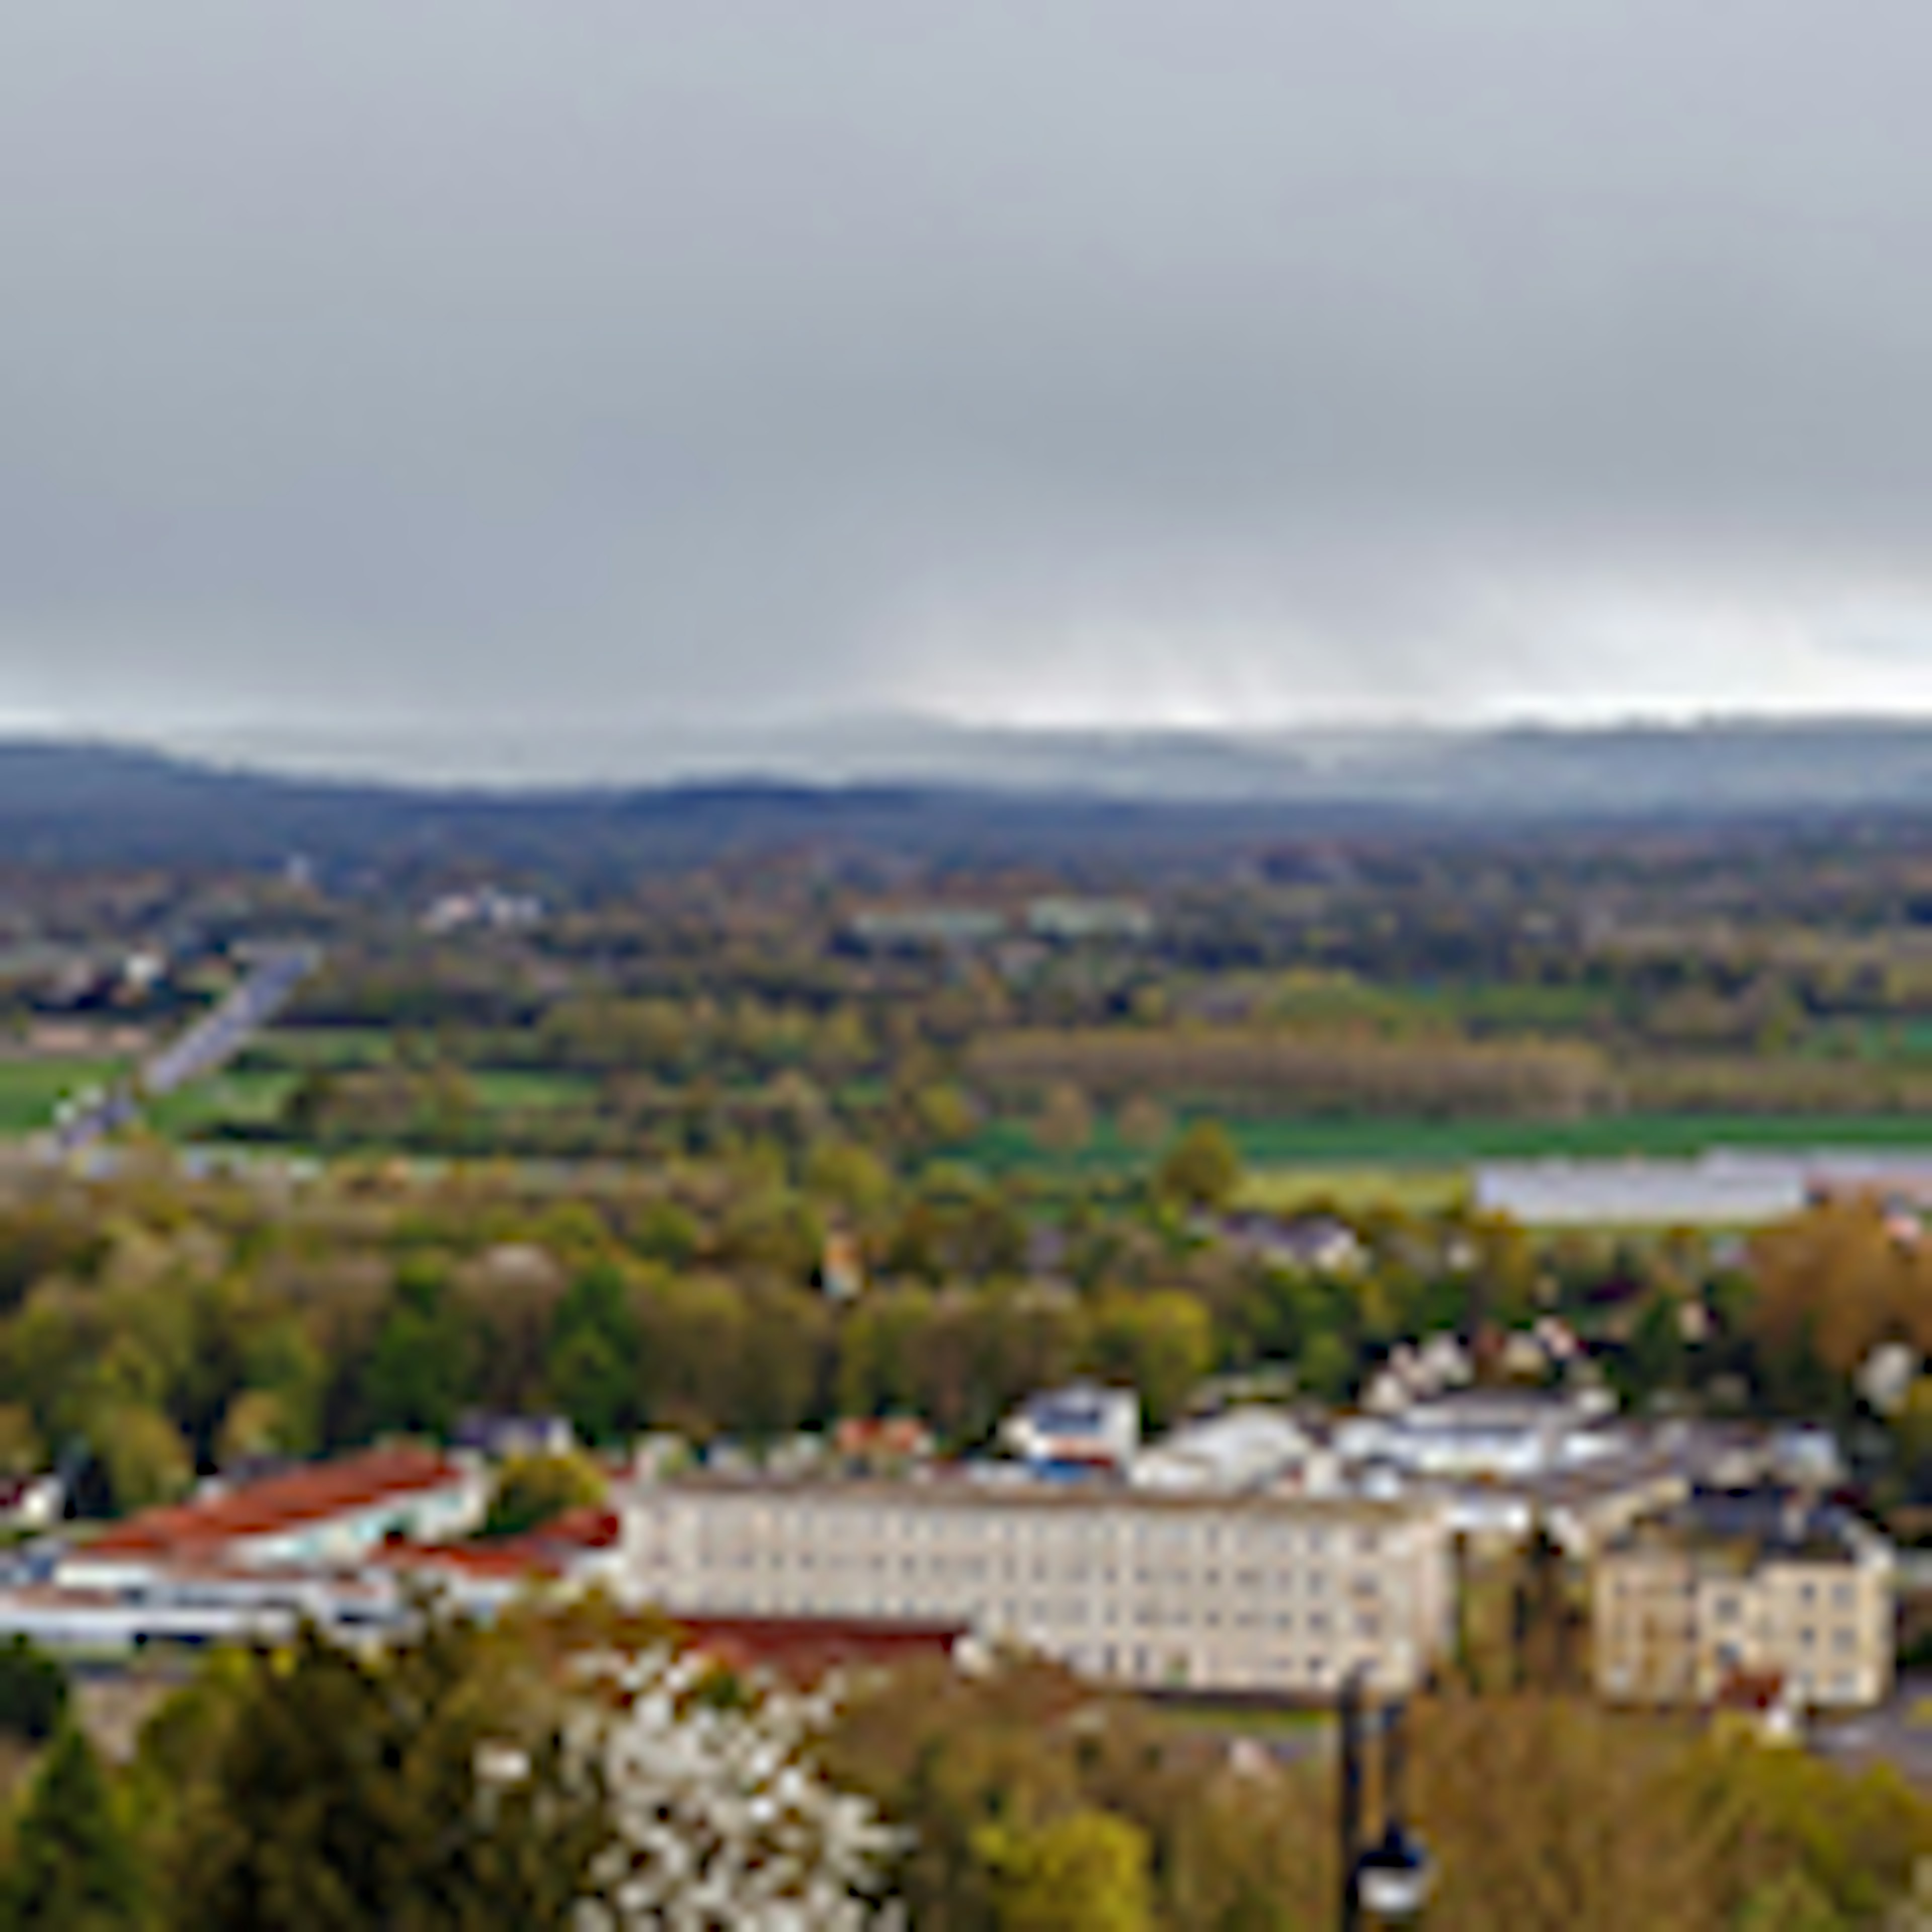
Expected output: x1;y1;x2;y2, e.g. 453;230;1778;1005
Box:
1338;1670;1434;1928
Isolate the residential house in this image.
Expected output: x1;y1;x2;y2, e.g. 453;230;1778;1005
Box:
1594;1488;1894;1711
1002;1385;1140;1476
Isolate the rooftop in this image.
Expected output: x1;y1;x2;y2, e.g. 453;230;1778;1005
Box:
643;1470;1427;1525
672;1613;968;1686
82;1446;469;1560
1611;1486;1883;1570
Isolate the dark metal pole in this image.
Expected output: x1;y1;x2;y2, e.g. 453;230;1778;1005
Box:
1339;1668;1363;1932
1383;1695;1409;1834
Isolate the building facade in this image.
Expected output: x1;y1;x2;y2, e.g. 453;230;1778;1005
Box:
620;1477;1453;1697
60;1446;488;1592
1594;1491;1894;1710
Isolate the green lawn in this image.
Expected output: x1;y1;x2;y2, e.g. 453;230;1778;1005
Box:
962;1108;1932;1218
142;1064;595;1142
1227;1111;1932;1165
146;1069;296;1138
0;1045;597;1149
1147;1694;1331;1740
0;1057;129;1135
1237;1166;1470;1216
238;1026;397;1069
464;1069;598;1111
1230;1113;1932;1221
969;1108;1932;1175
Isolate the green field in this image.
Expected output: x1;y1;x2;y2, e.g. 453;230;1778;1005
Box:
463;1069;598;1111
0;1058;128;1136
1237;1165;1469;1216
1223;1111;1932;1165
146;1069;296;1139
239;1026;398;1069
971;1108;1932;1172
963;1108;1932;1219
0;1049;599;1148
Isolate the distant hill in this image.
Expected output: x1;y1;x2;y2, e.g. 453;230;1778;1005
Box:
178;712;1932;811
5;718;1932;874
708;714;1932;813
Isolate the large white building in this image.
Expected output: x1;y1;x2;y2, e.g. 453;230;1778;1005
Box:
1595;1489;1895;1711
619;1476;1454;1697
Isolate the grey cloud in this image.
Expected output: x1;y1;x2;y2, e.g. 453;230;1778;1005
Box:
5;1;1932;757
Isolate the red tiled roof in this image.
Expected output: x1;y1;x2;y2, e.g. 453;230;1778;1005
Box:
673;1613;965;1685
83;1447;468;1558
374;1509;621;1586
376;1541;559;1582
1716;1669;1789;1713
534;1507;621;1552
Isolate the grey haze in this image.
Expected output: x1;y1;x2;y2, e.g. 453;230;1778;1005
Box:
5;2;1932;776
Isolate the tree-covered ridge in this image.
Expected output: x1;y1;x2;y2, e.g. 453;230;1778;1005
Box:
4;1606;1926;1931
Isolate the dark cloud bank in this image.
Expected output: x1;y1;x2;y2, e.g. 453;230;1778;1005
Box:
5;2;1932;776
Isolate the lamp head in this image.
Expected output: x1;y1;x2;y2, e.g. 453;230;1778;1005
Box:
1356;1823;1434;1921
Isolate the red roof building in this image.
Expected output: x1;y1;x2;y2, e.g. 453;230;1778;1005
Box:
62;1446;488;1587
671;1613;968;1686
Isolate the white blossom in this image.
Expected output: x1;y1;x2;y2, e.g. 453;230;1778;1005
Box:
571;1647;904;1932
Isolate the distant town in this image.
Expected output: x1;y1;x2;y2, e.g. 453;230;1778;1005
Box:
0;794;1928;1919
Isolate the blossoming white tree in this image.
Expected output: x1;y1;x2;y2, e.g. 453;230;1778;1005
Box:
572;1648;904;1932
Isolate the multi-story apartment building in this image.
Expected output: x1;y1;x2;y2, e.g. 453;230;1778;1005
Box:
619;1476;1454;1697
1594;1489;1894;1711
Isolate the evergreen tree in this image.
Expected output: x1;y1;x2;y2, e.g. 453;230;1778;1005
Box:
4;1724;143;1930
544;1265;641;1443
169;1617;606;1931
0;1636;67;1744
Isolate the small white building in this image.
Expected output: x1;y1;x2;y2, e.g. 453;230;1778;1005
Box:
1132;1408;1317;1493
1335;1388;1617;1483
1003;1385;1140;1473
0;1475;63;1533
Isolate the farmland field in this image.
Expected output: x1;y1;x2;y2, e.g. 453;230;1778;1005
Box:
0;1057;127;1136
961;1110;1932;1224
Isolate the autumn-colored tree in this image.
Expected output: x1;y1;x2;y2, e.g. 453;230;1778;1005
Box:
1749;1200;1930;1384
88;1402;192;1515
1409;1694;1725;1932
1084;1292;1213;1432
977;1808;1153;1932
1033;1084;1094;1160
483;1451;608;1540
1114;1096;1170;1154
0;1403;39;1476
1154;1120;1241;1213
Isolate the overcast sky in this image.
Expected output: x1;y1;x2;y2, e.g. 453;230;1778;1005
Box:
7;2;1932;765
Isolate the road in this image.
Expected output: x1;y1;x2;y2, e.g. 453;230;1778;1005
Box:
50;942;319;1155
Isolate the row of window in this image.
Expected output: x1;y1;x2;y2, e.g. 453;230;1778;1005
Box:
688;1544;1388;1597
701;1505;1392;1558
